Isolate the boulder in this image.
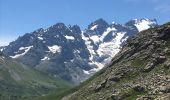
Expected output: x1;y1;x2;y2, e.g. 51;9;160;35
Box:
136;96;153;100
132;84;145;92
143;62;155;72
95;79;107;92
164;61;170;69
108;75;122;82
164;48;170;54
160;84;170;93
156;56;166;64
152;54;166;64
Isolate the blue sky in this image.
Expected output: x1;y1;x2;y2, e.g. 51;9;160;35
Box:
0;0;170;46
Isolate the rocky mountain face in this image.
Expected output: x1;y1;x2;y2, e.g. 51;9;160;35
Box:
65;22;170;100
0;52;71;100
82;18;157;73
1;18;157;84
2;24;91;85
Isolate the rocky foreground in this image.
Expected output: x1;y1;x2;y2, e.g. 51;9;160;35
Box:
64;22;170;100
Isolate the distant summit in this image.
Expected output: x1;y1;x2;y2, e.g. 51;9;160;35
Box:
125;18;157;32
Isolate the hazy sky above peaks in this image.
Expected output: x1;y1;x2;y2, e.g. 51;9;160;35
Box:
0;0;170;46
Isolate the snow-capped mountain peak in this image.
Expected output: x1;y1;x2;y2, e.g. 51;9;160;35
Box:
125;18;157;32
81;18;158;74
88;18;108;29
1;18;158;84
87;18;109;36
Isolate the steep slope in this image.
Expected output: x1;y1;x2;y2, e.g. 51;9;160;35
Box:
0;52;71;100
65;22;170;100
1;18;157;84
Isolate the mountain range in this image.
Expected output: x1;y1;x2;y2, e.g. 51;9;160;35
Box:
1;18;158;85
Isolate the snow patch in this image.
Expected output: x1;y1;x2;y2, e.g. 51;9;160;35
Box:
38;37;43;40
97;32;126;60
73;49;80;54
90;35;100;44
83;70;90;75
44;29;48;32
90;25;98;30
70;59;74;62
87;62;104;73
134;19;156;32
41;56;50;61
0;48;3;52
48;45;61;54
81;33;96;61
65;35;75;40
10;46;33;58
100;27;116;41
83;62;104;75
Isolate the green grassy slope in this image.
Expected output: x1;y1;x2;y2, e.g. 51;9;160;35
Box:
0;55;71;100
33;67;106;100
